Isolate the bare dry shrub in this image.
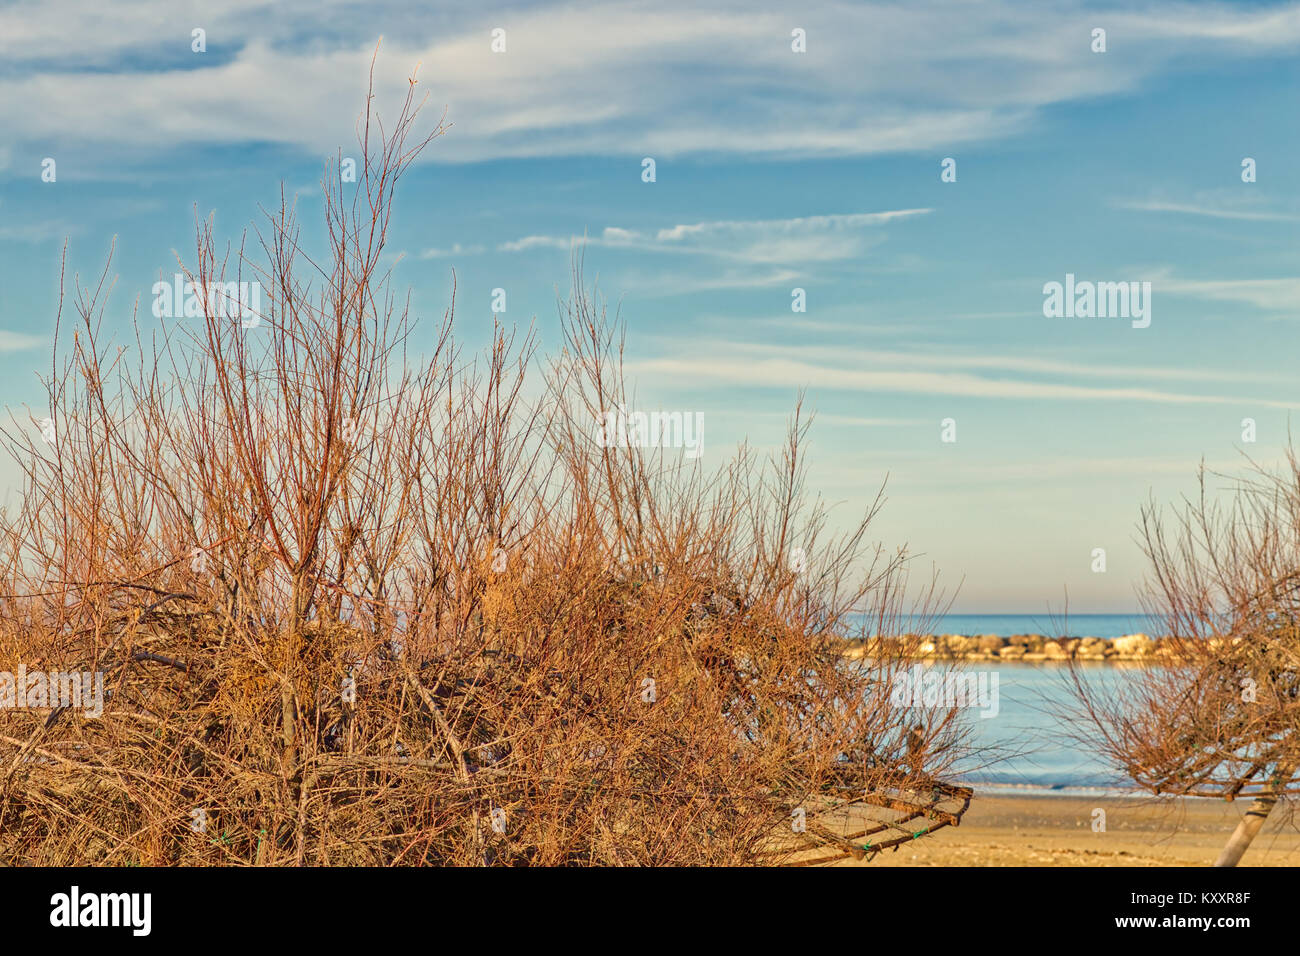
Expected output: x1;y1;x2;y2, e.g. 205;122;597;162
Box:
1066;458;1300;864
0;73;971;866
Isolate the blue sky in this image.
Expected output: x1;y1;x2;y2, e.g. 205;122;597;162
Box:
1;0;1298;612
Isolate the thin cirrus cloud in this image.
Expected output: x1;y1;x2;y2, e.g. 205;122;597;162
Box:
688;341;1286;384
0;331;45;352
618;268;807;293
419;242;487;259
3;1;1300;165
494;210;932;264
1157;275;1300;313
1115;199;1300;222
884;455;1272;485
625;346;1299;408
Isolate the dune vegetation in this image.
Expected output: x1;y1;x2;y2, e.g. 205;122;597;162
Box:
0;79;972;866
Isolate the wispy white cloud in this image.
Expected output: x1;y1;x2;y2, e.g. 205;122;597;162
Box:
620;268;806;293
0;219;83;242
419;242;486;259
797;414;930;427
1158;275;1300;312
3;1;1299;165
716;341;1286;384
497;209;930;266
0;331;45;352
891;455;1267;484
625;345;1299;407
497;235;574;253
1116;199;1300;222
652;210;926;241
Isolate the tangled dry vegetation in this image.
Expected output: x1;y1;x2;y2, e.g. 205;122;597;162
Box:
0;78;971;866
1068;461;1300;865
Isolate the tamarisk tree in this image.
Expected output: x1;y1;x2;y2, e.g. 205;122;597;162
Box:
1068;456;1300;866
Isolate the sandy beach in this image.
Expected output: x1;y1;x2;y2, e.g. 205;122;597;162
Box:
847;793;1300;867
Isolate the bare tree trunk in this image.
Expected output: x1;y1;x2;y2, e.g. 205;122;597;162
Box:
1215;767;1292;867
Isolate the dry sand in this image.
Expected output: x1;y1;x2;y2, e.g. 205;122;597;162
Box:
838;793;1300;867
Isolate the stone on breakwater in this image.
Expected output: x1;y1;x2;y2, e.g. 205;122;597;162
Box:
847;631;1172;662
1076;638;1106;659
944;634;973;654
1007;634;1045;652
1111;633;1155;657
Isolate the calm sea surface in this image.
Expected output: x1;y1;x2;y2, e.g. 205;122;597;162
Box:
946;661;1138;794
860;614;1159;795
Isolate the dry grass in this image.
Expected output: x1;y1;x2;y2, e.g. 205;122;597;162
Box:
0;69;972;866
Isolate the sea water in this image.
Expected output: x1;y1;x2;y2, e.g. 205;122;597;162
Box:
861;613;1160;795
948;661;1139;795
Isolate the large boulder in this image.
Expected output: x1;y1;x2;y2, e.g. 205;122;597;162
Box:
1043;640;1068;659
944;634;973;654
977;634;1004;653
1076;638;1106;659
1007;633;1045;652
1112;633;1155;657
